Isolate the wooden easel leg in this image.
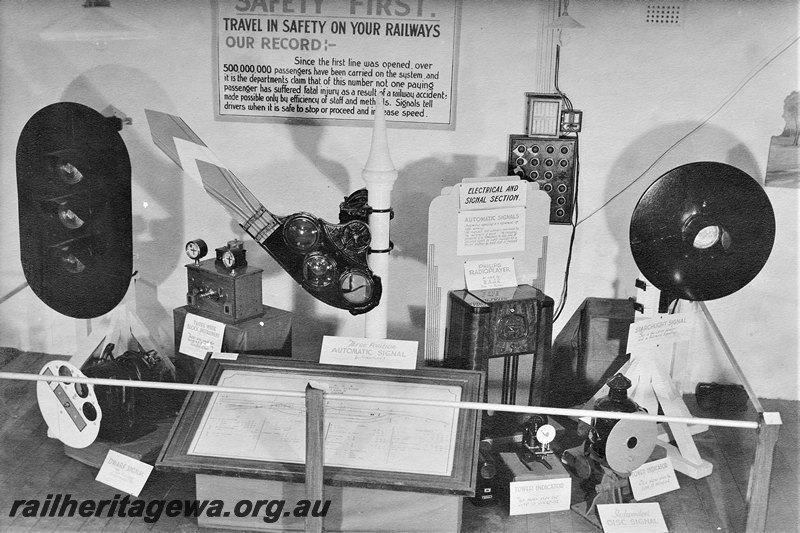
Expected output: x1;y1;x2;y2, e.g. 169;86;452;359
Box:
651;358;713;479
305;384;325;533
745;412;781;532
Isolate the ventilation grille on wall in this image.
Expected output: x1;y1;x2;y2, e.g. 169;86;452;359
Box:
644;3;683;26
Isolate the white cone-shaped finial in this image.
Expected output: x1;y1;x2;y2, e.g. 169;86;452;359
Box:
363;93;397;182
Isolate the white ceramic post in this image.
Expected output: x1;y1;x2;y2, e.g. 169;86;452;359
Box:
362;93;397;339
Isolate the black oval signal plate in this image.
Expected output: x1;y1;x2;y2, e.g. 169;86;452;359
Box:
17;102;133;318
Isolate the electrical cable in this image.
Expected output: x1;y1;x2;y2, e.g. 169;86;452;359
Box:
554;148;579;321
576;32;800;228
554;43;573;110
551;41;579;321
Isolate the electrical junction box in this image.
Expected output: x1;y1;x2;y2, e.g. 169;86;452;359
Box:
508;134;578;225
185;258;263;324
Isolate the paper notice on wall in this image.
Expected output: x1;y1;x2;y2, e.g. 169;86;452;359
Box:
626;312;694;355
464;258;517;290
457;207;526;256
179;314;225;359
214;0;459;126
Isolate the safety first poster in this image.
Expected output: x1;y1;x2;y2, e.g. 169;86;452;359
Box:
215;0;460;127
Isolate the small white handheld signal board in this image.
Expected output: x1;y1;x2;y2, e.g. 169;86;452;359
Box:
36;361;102;449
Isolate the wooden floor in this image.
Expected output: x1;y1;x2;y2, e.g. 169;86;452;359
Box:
0;349;797;532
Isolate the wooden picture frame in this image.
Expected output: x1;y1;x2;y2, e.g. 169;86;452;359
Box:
158;355;483;495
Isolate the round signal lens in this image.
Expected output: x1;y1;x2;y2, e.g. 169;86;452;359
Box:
283;215;320;252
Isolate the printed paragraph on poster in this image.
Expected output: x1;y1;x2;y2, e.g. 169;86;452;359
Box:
216;0;458;125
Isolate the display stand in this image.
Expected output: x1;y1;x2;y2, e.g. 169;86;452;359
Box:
193;382;463;532
0;359;783;532
195;475;462;532
424;178;550;364
304;384;324;533
585;281;712;479
696;301;783;533
173;304;292;359
157;356;481;532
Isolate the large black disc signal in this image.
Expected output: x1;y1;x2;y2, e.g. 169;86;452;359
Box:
630;162;775;302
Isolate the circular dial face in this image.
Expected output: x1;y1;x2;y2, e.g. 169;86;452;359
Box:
480;462;497;479
303;253;336;287
536;424;556;444
185;239;207;260
222;250;237;268
284;215;320;252
338;271;374;304
341;220;371;252
498;313;527;341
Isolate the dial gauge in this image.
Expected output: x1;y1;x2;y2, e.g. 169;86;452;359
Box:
536;424;556;445
341;220;371;252
185;239;208;261
339;271;373;304
222;250;236;269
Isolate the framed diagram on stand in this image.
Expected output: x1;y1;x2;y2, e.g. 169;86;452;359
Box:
158;355;483;495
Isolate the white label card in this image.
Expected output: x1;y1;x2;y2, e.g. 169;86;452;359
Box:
627;312;694;354
179;314;225;360
464;258;517;290
509;477;571;516
211;352;240;360
629;457;680;500
597;503;668;533
459;180;527;210
95;450;153;497
457;207;526;256
319;336;418;370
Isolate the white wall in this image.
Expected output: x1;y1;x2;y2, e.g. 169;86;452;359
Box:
0;0;797;399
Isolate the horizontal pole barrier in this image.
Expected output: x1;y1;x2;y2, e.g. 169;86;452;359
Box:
0;370;759;430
